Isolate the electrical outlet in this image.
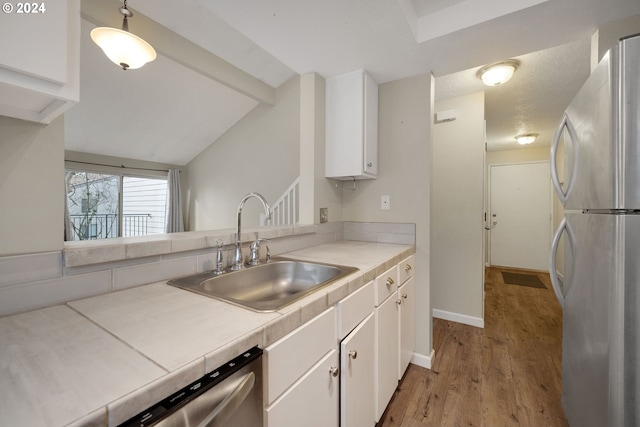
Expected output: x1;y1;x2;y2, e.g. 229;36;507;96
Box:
381;195;390;210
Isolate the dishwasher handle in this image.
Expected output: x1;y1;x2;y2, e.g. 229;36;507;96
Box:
198;371;255;427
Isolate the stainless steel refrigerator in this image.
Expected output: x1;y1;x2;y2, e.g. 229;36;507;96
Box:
549;33;639;427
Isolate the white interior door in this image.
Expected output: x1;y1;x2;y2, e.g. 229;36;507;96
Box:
489;162;551;271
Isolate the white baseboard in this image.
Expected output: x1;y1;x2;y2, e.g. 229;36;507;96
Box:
432;308;484;328
410;349;435;369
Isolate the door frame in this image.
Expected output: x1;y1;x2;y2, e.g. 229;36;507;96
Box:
486;160;554;269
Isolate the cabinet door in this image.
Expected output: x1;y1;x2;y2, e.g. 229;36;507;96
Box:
363;72;378;176
341;313;375;427
375;293;399;421
325;70;378;180
265;349;339;427
399;277;416;379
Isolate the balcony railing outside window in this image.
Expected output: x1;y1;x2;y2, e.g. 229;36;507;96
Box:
69;213;152;240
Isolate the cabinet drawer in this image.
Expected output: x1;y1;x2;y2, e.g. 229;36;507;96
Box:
374;265;398;306
264;307;337;404
265;349;339;427
337;280;374;340
399;255;415;285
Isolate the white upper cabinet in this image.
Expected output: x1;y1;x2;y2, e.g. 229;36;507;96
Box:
0;0;80;123
325;70;378;180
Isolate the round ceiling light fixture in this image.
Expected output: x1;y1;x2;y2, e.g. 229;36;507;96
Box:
477;59;520;87
515;133;538;145
90;0;156;70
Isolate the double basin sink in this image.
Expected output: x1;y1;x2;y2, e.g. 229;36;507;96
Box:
168;258;358;312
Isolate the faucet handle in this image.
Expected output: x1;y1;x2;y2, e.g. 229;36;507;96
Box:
248;238;270;266
213;240;225;275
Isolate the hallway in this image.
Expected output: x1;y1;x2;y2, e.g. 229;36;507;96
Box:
379;267;568;426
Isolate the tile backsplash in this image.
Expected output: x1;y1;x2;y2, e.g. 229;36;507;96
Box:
0;221;414;317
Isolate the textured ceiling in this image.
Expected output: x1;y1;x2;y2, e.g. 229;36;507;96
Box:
435;38;591;151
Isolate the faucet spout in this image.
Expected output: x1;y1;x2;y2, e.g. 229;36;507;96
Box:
231;192;271;271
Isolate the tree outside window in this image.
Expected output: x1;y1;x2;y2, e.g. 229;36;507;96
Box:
65;170;167;240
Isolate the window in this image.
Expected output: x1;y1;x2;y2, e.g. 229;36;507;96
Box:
65;170;167;241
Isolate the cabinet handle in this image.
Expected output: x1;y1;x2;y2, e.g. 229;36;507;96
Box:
348;350;358;360
405;264;412;272
386;277;395;286
402;293;408;299
396;299;402;305
329;366;339;377
367;162;373;167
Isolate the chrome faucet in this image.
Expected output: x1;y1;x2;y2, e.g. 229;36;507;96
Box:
231;192;271;271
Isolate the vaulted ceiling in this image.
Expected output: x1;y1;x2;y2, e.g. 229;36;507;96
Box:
65;0;640;164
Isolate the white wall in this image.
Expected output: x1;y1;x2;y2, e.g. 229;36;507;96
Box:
431;92;485;325
594;14;640;66
299;73;343;224
0;116;64;256
186;76;301;230
342;73;433;358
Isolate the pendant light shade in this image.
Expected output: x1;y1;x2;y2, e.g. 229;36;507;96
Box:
477;60;520;87
90;0;156;70
91;27;156;70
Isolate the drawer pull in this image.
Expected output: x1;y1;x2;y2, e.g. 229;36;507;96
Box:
405;264;412;272
329;366;339;377
386;277;395;286
348;350;358;360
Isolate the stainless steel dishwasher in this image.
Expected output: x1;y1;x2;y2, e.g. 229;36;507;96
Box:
118;347;263;427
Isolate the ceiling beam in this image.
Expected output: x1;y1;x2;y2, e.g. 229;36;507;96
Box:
81;0;276;105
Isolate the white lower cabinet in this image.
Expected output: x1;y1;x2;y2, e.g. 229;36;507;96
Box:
265;349;339;427
341;312;375;427
263;255;416;427
375;293;399;421
398;276;416;379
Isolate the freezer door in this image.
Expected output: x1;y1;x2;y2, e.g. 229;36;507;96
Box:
552;34;640;210
562;213;638;427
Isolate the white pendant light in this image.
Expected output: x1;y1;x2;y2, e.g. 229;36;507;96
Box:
515;133;537;145
90;0;156;70
477;60;520;87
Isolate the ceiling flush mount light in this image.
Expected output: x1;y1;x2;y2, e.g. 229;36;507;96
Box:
515;133;538;145
90;0;156;70
477;59;520;86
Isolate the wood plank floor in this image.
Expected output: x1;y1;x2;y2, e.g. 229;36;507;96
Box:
378;266;568;427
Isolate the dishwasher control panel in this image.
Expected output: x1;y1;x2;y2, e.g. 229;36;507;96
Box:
118;346;262;427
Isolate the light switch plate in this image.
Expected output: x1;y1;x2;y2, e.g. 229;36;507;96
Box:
320;207;328;223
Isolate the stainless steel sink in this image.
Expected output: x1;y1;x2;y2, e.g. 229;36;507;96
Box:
167;258;358;312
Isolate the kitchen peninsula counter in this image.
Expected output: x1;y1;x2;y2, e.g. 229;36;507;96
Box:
0;240;414;427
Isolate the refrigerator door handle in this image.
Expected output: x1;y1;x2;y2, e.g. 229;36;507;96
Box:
550;113;579;206
549;217;576;308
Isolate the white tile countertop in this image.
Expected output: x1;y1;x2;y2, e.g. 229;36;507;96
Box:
0;240;414;427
